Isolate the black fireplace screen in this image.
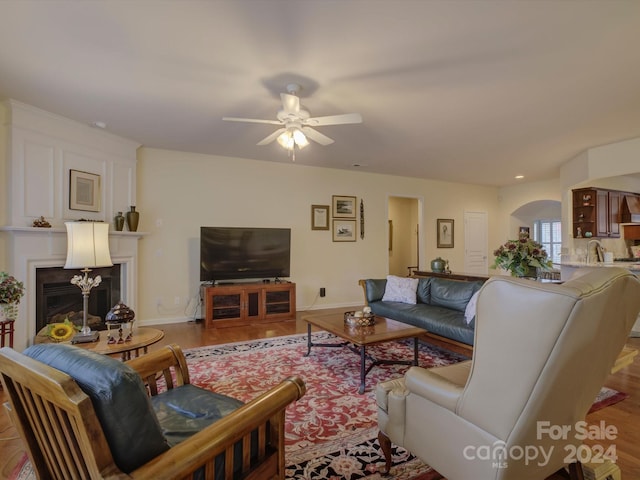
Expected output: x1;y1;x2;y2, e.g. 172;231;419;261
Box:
35;265;121;333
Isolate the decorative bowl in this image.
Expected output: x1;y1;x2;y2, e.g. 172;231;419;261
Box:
344;311;376;327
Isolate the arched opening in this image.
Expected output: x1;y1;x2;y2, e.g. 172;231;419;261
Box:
512;199;562;265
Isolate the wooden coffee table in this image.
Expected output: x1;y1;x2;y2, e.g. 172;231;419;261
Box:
35;326;165;361
303;312;426;393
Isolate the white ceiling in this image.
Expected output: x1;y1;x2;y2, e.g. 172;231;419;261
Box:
1;1;640;187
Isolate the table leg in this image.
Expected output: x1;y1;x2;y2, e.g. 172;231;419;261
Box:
413;337;419;366
305;323;312;356
359;345;367;394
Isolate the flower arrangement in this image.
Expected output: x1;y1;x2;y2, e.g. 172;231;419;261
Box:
491;234;553;277
0;272;25;304
47;318;79;342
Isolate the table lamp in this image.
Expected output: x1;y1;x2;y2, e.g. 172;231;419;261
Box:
64;222;113;343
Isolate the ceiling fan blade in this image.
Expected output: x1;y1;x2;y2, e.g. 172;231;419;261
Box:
301;127;334;146
280;93;300;114
223;116;282;126
257;128;286;146
306;113;363;126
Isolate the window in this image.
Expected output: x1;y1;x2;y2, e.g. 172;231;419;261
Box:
534;220;562;264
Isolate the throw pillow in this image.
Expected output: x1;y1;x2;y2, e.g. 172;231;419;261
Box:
382;275;419;304
464;290;480;324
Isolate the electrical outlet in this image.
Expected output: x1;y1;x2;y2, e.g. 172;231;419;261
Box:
156;297;162;306
320;287;326;297
174;296;181;306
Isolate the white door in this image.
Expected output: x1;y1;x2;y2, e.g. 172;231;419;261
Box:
464;211;488;274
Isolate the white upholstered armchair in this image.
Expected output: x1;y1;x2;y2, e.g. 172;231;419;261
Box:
377;267;640;480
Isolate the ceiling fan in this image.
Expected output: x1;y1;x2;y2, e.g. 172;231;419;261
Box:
223;84;362;156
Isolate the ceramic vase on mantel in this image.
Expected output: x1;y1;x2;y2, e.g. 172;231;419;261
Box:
114;211;125;231
125;206;139;232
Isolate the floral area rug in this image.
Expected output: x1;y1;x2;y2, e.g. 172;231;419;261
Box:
185;332;466;479
10;333;628;480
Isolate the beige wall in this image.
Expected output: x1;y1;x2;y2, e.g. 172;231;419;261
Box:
0;103;7;266
137;147;502;324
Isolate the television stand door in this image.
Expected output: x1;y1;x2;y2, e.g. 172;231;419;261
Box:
204;282;296;328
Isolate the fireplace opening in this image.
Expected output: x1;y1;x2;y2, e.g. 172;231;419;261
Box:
36;265;122;334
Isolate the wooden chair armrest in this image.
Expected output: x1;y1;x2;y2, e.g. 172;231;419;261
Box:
128;376;306;480
358;279;370;306
125;344;190;395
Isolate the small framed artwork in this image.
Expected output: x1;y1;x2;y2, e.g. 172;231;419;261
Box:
332;195;357;218
519;226;530;238
333;219;357;242
311;205;330;230
437;219;454;248
69;169;101;212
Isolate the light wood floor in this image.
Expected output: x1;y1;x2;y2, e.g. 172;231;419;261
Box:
1;312;639;479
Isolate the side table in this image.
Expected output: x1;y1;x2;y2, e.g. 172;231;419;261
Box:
1;319;15;348
35;326;165;361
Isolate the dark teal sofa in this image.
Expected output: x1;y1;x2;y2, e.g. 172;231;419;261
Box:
360;276;485;346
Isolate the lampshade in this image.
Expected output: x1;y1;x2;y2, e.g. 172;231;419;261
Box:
64;222;113;269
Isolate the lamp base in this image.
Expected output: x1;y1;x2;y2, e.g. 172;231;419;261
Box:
71;331;100;344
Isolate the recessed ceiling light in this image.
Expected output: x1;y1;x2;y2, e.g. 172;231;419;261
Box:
91;121;107;129
515;175;524;179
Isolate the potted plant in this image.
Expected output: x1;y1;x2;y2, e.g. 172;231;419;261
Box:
491;234;553;278
0;272;25;321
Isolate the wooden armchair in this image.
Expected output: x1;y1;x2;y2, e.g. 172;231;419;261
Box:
0;343;305;479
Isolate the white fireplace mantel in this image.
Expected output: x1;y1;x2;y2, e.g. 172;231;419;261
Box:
0;227;147;350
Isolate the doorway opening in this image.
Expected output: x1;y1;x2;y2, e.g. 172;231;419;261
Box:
388;196;423;276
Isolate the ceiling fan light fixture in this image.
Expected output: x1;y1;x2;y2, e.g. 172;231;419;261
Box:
223;84;361;150
277;128;308;150
277;130;294;150
292;128;309;148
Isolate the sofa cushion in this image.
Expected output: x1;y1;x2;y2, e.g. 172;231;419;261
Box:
368;301;475;345
416;278;431;304
23;343;170;473
382;275;419;304
364;279;387;303
430;278;483;312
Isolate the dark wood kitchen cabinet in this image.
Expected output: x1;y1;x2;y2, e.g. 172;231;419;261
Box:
573;187;622;238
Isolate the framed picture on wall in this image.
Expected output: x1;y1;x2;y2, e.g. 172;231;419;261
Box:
519;226;530;238
333;219;357;242
311;205;330;230
69;169;101;212
437;219;454;248
332;195;357;218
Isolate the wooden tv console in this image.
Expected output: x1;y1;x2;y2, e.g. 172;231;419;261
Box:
203;282;296;328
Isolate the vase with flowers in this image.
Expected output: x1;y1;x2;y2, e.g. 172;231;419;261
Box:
0;272;25;321
491;234;553;278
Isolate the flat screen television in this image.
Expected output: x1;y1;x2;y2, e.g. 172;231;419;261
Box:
200;227;291;282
